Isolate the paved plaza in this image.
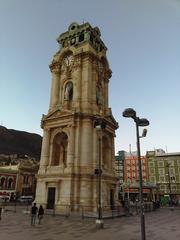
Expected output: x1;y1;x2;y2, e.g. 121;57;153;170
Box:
0;206;180;240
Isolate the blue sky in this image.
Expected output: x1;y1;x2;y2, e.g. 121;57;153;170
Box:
0;0;180;155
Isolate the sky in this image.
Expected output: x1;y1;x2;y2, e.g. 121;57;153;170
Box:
0;0;180;155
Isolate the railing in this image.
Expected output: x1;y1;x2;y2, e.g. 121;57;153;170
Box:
0;201;32;213
129;202;154;216
0;201;156;218
43;204;126;219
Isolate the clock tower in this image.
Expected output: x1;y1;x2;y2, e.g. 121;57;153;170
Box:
35;22;118;213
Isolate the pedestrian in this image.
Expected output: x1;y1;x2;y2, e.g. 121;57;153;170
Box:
31;202;38;226
38;205;44;224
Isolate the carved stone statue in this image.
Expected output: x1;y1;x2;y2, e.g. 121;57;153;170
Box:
64;82;73;101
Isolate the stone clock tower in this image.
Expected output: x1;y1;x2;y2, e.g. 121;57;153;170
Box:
35;22;118;213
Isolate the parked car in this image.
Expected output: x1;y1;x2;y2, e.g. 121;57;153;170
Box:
18;196;33;203
0;195;10;202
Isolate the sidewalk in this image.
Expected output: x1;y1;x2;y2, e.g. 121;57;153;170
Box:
0;206;180;240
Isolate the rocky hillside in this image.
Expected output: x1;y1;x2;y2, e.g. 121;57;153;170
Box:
0;126;42;159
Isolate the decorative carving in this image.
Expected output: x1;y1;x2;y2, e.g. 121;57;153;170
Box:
49;61;60;73
105;69;112;79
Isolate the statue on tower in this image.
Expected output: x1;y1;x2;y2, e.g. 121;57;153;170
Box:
64;82;73;101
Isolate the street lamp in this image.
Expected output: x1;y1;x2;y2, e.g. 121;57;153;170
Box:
123;108;149;240
94;118;106;229
166;163;172;206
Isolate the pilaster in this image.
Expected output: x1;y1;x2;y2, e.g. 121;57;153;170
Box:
38;128;50;173
49;62;60;110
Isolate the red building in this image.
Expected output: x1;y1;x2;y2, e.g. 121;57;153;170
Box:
123;152;152;201
0;166;17;201
0;160;39;201
124;153;148;183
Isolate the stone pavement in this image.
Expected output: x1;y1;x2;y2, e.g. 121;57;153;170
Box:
0;206;180;240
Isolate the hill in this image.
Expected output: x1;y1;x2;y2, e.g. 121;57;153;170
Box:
0;126;42;159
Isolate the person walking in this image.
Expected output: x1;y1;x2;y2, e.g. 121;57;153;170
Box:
31;203;38;226
38;205;44;224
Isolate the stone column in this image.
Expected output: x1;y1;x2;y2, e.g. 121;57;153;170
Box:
81;56;92;112
92;61;98;112
73;56;82;110
35;180;47;205
104;79;109;109
111;137;115;170
74;118;81;170
39;128;50;172
67;125;75;167
80;119;92;166
49;62;60;110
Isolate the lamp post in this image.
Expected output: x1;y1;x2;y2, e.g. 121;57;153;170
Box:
123;108;149;240
166;163;172;206
94;118;106;229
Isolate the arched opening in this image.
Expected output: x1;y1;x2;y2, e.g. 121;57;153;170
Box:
0;177;6;189
102;136;110;168
51;132;68;167
8;178;13;189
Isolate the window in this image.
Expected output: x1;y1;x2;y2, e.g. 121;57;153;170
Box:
150;168;155;174
177;160;180;166
171;176;176;182
158;168;165;175
169;168;175;175
79;33;84;42
142;161;145;166
127;172;130;177
132;171;135;177
132;166;135;171
158;161;164;167
160;185;165;190
167;160;174;166
149;162;154;167
150;176;156;183
159;176;165;182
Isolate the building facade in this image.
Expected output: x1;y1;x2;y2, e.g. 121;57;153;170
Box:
0;166;17;201
115;151;157;201
147;150;180;204
0;160;39;200
36;22;118;213
115;151;125;184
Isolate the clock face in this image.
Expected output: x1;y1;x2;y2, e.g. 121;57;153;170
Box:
62;54;73;67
